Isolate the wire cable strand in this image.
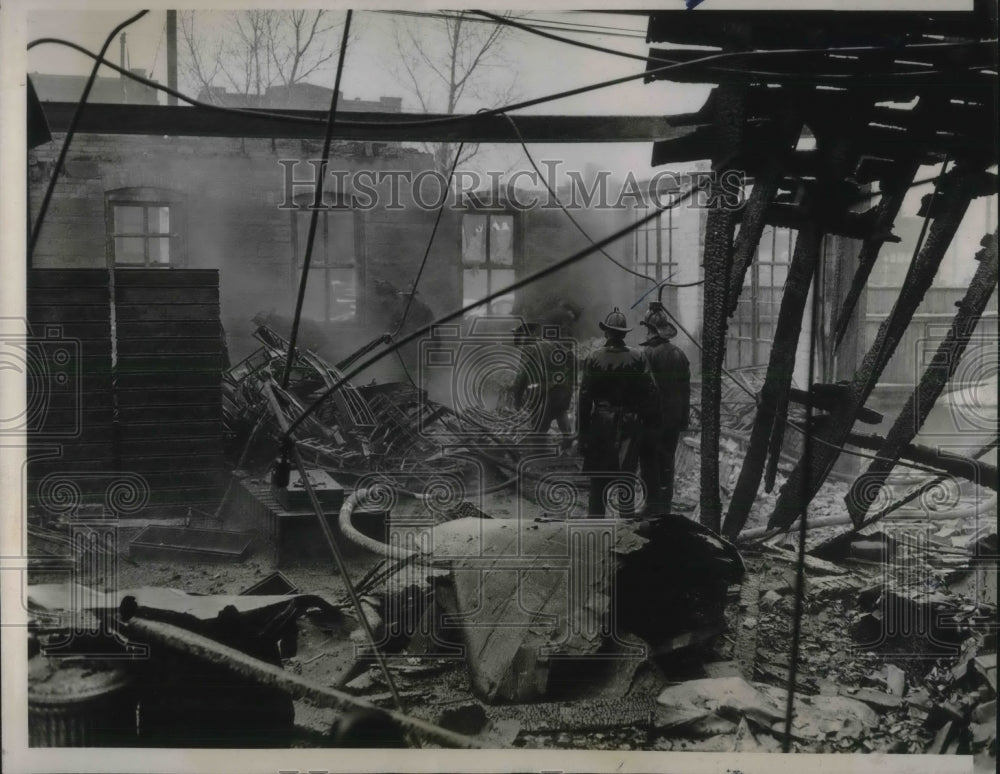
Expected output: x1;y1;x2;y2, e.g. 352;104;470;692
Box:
473;10;998;83
395;141;465;336
503;112;702;286
782;251;820;752
28;11;149;259
282;175;716;441
281;11;353;389
29;35;995;133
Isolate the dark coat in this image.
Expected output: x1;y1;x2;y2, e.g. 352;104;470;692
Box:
641;335;691;430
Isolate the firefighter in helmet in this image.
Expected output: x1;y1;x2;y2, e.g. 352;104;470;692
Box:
638;301;691;514
577;307;659;517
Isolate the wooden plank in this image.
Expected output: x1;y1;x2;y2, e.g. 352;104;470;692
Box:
28;288;110;306
116;371;220;390
120;437;223;456
28;441;113;462
114;286;219;305
29;457;118;474
116;404;222;422
115;353;222;372
123;455;226;474
27;270;111;288
115;387;221;406
43;390;113;410
25;322;111;340
114;269;220;286
115;338;222;356
27;305;111;322
30;407;114;426
114;321;222;340
118;421;222;440
114;304;220;322
134;471;222;489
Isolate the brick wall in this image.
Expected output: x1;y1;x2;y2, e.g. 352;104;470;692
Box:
29;134;444;363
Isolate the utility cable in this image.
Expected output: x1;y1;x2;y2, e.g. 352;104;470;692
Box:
28;11;149;259
782;249;820;752
281;176;714;441
503;112;702;286
281;11;353;389
473;11;997;83
375;9;648;39
29;36;994;133
395;141;465;336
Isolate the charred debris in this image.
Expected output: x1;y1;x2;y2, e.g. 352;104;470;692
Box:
23;2;999;758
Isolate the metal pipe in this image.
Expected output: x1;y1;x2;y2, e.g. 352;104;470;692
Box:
119;614;481;748
261;381;412;729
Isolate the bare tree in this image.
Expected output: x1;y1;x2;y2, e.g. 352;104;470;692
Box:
179;10;345;103
390;12;520;173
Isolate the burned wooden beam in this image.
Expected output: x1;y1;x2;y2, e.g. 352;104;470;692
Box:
787;386;883;425
699;84;747;532
722;225;823;539
767;168;983;531
846;232;1000;522
726;112;804;318
832;171;917;349
763;203;901;242
844;432;997;492
844;430;999;492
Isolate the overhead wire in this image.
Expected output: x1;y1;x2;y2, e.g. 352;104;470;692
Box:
395;141;466;336
28;10;149;259
472;10;998;83
28;35;997;135
373;9;648;39
281;177;714;441
782;243;821;753
503;112;707;288
280;12;353;389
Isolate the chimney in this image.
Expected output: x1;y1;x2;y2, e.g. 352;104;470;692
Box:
166;10;177;105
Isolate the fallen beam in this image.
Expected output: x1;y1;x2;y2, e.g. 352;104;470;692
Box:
767;168;983;531
120;614;481;748
846;232;1000;522
725;110;802;317
845;431;999;492
722;225;823;539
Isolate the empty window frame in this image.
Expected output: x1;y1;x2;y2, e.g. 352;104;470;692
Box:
727;225;794;369
291;207;359;323
633;206;680;310
462;213;516;317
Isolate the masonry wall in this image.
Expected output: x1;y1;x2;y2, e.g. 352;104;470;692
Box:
29;133;445;366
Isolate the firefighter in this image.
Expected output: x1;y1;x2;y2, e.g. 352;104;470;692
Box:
510;322;574;450
638;301;691;515
577;307;659;517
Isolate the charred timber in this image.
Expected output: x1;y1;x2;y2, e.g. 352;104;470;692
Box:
844;430;999;493
722;225;824;539
845;232;1000;522
726;111;804;318
767;168;983;531
699;84;747;532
